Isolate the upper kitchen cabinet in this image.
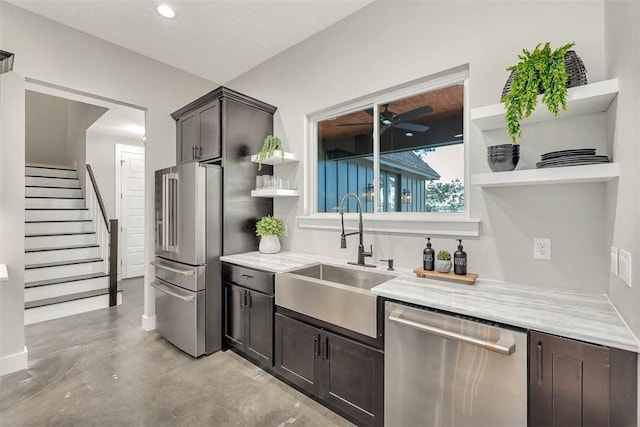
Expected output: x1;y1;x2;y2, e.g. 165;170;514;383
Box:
172;87;277;164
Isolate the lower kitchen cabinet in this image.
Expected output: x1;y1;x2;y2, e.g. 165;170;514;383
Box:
530;331;637;427
223;281;274;368
274;312;383;426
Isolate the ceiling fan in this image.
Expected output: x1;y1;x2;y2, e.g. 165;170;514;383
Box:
337;104;433;134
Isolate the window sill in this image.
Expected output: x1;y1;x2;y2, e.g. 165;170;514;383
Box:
297;214;480;237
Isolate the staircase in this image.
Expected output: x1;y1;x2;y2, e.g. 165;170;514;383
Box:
24;164;121;325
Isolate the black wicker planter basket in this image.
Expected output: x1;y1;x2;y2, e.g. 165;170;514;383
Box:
501;50;588;100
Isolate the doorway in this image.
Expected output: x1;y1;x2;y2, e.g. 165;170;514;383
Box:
116;144;145;278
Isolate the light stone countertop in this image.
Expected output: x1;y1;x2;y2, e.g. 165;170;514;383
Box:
220;251;640;352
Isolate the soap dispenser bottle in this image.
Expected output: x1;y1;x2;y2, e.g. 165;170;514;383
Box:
423;237;435;271
454;239;467;275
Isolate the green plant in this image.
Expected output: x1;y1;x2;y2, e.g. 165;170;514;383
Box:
256;135;284;171
437;250;451;261
502;42;575;144
255;215;285;237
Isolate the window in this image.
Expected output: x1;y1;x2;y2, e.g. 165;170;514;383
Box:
312;68;467;216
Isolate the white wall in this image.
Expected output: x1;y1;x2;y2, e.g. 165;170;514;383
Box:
25;90;70;166
0;0;217;372
228;0;610;292
86;131;144;218
65;101;108;195
0;72;28;375
604;0;640;336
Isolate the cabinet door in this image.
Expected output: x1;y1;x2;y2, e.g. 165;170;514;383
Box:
530;331;610;427
224;284;245;349
178;112;197;164
321;330;384;426
246;290;274;367
274;313;321;395
197;102;220;161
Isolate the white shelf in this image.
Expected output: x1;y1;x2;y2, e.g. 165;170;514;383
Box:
471;79;619;131
251;189;299;198
471;163;619;187
250;151;299;165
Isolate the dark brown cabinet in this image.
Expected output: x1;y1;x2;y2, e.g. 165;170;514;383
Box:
222;263;275;368
177;101;220;164
530;331;637;427
274;313;384;426
172;87;275;166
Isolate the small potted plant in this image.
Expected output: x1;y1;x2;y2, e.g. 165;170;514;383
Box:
435;250;452;273
255;215;285;254
255;135;285;171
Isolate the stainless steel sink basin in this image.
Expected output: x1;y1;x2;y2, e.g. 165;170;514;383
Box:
275;263;394;338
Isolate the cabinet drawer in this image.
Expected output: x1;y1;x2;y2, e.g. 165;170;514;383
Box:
222;263;274;294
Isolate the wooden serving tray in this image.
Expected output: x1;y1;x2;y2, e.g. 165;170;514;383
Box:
413;268;478;285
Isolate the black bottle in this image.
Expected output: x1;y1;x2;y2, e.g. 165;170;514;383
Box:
454;239;467;275
423;237;435;271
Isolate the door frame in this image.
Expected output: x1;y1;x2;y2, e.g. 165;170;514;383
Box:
115;143;145;279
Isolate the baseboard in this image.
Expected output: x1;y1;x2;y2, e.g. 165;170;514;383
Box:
141;314;156;331
0;346;28;376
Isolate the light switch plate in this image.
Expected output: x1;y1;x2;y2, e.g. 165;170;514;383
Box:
619;249;632;288
610;246;619;276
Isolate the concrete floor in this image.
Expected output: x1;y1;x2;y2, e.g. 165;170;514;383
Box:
0;278;353;427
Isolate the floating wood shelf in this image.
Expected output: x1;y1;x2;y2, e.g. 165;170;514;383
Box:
413;268;478;285
251;189;299;198
470;79;619;131
250;151;298;165
471;163;619;188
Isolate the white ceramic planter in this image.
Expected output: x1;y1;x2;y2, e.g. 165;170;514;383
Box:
259;235;281;254
435;259;452;273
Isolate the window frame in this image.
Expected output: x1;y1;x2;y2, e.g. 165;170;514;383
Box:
300;65;479;237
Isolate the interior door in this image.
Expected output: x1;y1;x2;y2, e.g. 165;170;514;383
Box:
121;150;145;278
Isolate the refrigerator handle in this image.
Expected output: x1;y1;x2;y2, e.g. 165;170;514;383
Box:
162;174;169;251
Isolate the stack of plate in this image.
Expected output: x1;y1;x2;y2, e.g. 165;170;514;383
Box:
536;149;609;169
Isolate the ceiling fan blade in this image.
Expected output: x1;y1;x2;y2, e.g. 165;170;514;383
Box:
337;122;373;127
394;122;430;132
379;125;391;135
396;105;434;122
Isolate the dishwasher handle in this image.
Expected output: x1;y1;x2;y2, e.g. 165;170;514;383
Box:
388;310;516;356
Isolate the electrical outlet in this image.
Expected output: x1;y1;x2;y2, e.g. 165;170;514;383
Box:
534;238;551;260
610;246;619;276
619;249;632;288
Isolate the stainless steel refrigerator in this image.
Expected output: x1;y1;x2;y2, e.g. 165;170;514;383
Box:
152;159;271;357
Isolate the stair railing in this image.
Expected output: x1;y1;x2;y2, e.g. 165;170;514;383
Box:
86;164;118;306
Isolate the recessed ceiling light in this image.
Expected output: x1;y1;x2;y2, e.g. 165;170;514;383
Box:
157;4;176;19
454;133;463;138
405;132;414;137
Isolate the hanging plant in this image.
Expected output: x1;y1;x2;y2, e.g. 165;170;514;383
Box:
502;42;575;144
255;135;285;171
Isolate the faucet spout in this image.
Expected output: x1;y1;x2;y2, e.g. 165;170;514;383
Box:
339;193;375;268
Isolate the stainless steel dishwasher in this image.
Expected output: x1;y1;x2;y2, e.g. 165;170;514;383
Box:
385;301;527;426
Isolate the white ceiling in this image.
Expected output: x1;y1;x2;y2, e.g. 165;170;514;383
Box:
7;0;374;84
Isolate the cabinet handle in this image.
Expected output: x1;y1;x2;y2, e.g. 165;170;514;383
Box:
537;342;543;385
313;336;319;358
192;146;195;159
246;292;252;308
241;274;254;280
322;337;329;360
194;145;200;158
241;291;247;308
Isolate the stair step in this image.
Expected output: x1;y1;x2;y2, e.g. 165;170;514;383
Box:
25;274;109;302
26;208;89;221
25;244;99;253
25;244;101;265
25;232;97;249
26;197;84;208
26;186;82;198
26;176;80;187
25;272;108;288
25;257;103;270
25;231;95;237
25;220;93;234
24;288;122;325
24;257;104;282
25;166;77;179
